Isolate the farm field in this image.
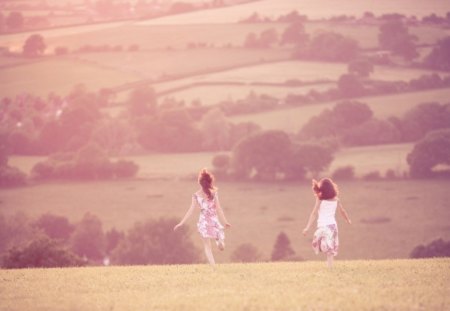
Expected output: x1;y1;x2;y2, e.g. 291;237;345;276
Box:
138;0;450;25
9;143;413;179
0;58;139;98
0;259;449;311
158;83;335;107
1;177;449;261
230;88;450;133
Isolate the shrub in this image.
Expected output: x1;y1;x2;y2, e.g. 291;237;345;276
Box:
332;166;355;180
70;213;105;261
33;213;74;241
410;238;450;258
2;236;84;269
114;160;139;178
271;232;295;261
0;165;26;187
112;218;200;265
231;243;263;263
362;171;381;180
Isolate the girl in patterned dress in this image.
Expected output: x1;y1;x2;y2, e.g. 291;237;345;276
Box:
174;169;231;265
302;178;351;268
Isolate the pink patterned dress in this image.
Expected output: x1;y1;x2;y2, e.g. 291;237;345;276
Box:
194;192;225;243
311;200;339;256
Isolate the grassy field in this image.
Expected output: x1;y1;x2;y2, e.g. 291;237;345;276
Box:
0;58;139;97
230;88;450;133
158;83;335;107
139;0;450;24
1;177;449;262
0;259;448;311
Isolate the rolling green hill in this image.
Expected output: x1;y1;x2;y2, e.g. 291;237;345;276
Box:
0;259;448;311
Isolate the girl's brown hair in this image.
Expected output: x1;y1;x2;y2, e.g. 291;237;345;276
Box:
312;178;338;200
198;168;216;200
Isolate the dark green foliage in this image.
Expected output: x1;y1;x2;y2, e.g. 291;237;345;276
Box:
2;236;84;269
232;130;292;180
33;213;74;241
378;20;418;60
112;218;200;265
70;213;105;261
271;232;295;261
305;32;359;61
410;238;450;258
23;34;46;56
231;243;262;263
338;74;365;97
424;36;450;70
407;129;450;178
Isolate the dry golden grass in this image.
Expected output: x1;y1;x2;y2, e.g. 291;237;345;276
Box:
0;259;449;311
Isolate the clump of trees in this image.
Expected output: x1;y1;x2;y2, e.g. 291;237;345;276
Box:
0;212;200;268
410;238;450;258
271;232;300;261
226;130;333;181
0;140;26;187
407;129;450;178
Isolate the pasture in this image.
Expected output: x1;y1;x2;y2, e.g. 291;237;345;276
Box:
230;88;450;133
0;259;449;311
138;0;450;24
1;176;449;262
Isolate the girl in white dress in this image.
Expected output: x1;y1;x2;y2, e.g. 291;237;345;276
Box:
174;169;231;265
302;178;351;268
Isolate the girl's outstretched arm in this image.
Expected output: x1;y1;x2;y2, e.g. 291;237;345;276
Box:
215;195;231;228
302;198;320;235
338;201;352;224
173;196;197;231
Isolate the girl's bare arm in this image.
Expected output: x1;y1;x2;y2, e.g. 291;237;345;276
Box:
216;195;231;228
173;196;197;230
338;201;352;224
303;198;320;235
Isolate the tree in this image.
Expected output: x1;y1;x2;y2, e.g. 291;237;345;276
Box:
127;85;157;117
33;213;74;241
258;29;278;48
306;32;359;61
271;232;295;261
0;212;35;254
105;228;125;255
378;20;418;60
401;102;450;141
407;129;450;178
6;11;23;30
338;73;365;97
300;101;373;140
290;143;334;177
231;243;262;263
342;118;400;146
0;12;5;33
23;34;46;57
71;213;105;261
200;108;230;150
112;218;199;265
410;238;450;258
348;59;374;77
281;21;309;46
232;130;292;180
424;36;450;70
2;236;83;269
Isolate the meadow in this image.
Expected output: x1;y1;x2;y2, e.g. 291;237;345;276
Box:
230;88;450;133
139;0;450;25
0;259;448;311
1;176;449;262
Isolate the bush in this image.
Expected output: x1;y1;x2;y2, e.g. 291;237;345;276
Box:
0;165;26;187
231;243;263;263
112;218;200;265
362;171;381;180
70;213;105;261
33;213;74;241
2;236;84;269
332;166;355;180
410;238;450;258
271;232;295;261
114;160;139;178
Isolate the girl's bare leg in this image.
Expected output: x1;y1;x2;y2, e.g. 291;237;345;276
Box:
202;238;215;265
327;253;334;268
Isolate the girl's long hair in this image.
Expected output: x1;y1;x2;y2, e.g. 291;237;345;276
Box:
312;178;338;200
198;168;216;200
